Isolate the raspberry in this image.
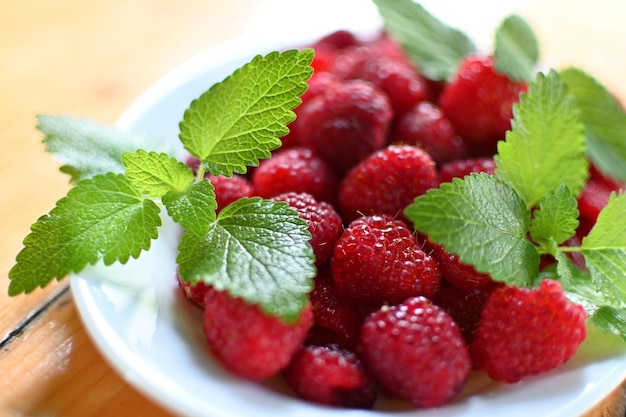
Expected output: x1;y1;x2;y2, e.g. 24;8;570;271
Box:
331;215;441;306
438;55;527;156
391;101;470;165
338;145;437;222
296;79;393;174
360;296;471;408
271;192;343;267
353;56;429;116
313;29;360;50
281;72;343;149
426;241;494;290
438;156;496;184
306;268;361;349
202;287;313;380
284;344;377;408
252;147;338;203
577;164;625;233
205;173;254;213
470;279;587;383
176;270;210;308
433;279;502;344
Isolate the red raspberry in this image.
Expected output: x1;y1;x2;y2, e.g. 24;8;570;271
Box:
202;287;313;380
360;296;471;408
433;279;503;344
176;270;210;308
300;71;342;104
306;268;362;349
252;147;338;203
310;43;339;73
578;164;625;234
391;101;470;166
331;34;413;80
358;57;429;116
438;55;527;156
313;29;360;50
205;173;254;213
281;72;343;149
426;241;494;291
297;79;393;174
284;344;377;408
331;215;441;306
470;279;587;383
271;192;343;267
438;156;496;184
339;145;437;222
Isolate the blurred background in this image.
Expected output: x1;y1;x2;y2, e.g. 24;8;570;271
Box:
1;0;626;415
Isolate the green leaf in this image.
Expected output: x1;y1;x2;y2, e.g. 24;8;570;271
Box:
8;173;161;295
530;184;579;246
553;262;626;343
560;67;626;183
162;179;217;236
589;306;626;343
122;150;194;198
176;197;315;323
405;173;539;286
495;71;588;207
39;115;171;183
494;15;540;82
372;0;475;81
179;49;314;176
581;192;626;305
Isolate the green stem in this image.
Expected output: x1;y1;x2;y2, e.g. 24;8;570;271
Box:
195;162;206;183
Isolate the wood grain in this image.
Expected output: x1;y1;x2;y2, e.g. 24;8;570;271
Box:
1;0;625;416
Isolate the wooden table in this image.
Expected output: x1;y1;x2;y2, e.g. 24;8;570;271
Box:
1;0;625;415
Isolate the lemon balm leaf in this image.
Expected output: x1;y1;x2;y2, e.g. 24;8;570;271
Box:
122;150;194;198
530;184;579;246
405;173;539;286
495;71;588;207
372;0;475;81
180;49;314;176
581;192;626;305
494;15;539;82
551;263;626;342
39;115;171;183
177;197;315;323
162;179;217;236
560;67;626;183
8;173;161;295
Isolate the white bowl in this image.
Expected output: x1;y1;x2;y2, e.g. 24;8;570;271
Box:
70;5;626;417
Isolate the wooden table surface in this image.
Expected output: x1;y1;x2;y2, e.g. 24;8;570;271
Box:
1;1;626;416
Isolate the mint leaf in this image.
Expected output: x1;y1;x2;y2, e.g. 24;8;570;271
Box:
494;15;539;82
8;173;161;295
553;248;576;285
560;67;626;183
39;115;171;183
581;192;626;305
122;150;194;198
405;173;539;285
529;184;579;246
162;179;217;236
176;197;315;323
589;306;626;343
179;49;313;176
548;263;626;342
495;71;588;207
372;0;475;81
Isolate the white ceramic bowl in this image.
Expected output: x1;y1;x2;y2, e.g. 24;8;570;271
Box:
70;3;626;416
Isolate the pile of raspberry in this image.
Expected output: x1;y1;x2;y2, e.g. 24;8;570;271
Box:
178;30;621;410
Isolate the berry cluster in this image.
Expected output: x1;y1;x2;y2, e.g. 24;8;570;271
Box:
178;29;607;410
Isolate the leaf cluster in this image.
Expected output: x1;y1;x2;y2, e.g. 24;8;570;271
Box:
9;50;316;323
